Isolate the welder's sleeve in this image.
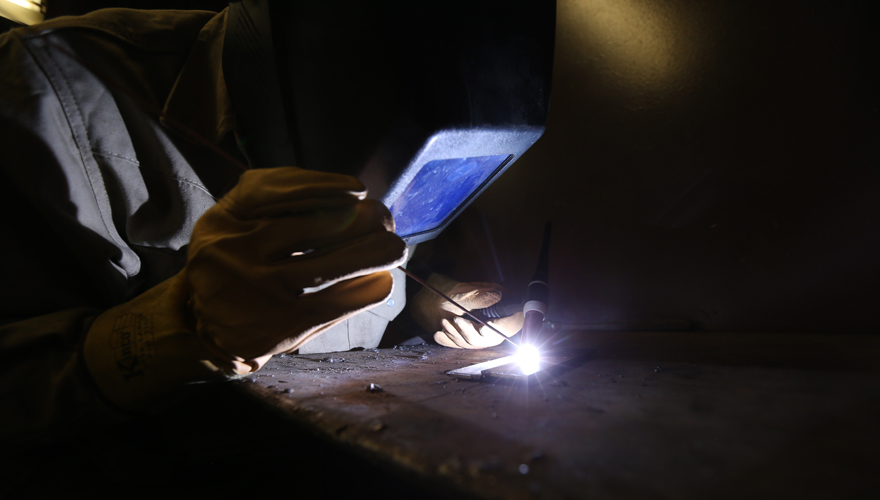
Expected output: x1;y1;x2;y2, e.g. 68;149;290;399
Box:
0;49;130;443
0;182;135;444
0;115;140;444
0;310;132;445
0;9;258;445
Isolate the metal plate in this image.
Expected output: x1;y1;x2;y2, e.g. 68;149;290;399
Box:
445;354;518;380
446;349;595;381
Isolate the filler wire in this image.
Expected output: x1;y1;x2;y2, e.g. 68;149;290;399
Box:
397;266;519;348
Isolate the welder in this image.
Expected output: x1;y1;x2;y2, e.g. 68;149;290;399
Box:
0;0;553;443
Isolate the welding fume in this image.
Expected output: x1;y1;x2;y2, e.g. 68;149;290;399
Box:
0;0;554;444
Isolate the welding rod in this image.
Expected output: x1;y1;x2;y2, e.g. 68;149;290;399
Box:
397;266;519;347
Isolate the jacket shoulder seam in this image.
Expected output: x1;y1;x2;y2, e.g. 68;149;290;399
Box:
25;38;141;279
17;9;217;55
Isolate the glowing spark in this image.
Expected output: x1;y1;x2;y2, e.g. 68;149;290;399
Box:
515;344;541;376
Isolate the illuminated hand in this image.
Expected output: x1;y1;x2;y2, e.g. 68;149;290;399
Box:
83;167;407;411
412;274;523;349
187;167;408;361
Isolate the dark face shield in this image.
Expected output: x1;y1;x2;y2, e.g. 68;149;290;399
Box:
223;0;555;244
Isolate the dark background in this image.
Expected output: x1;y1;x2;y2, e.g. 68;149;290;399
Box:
437;0;880;334
2;1;877;497
5;0;878;335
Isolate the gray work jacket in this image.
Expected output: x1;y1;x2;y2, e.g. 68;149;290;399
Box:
0;8;406;444
0;9;242;443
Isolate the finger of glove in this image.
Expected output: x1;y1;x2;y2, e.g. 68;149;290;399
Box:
454;316;505;348
223;167;367;219
254;271;395;356
234;200;395;262
272;230;407;291
294;271;395;338
438;318;481;349
440;287;502;313
434;330;463;349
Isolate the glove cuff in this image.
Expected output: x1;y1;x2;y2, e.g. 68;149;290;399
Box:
82;272;233;413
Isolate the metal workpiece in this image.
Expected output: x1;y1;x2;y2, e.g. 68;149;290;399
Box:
242;332;880;500
447;347;594;382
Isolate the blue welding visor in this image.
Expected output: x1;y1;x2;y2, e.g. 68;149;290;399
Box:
391;155;512;236
224;0;555;244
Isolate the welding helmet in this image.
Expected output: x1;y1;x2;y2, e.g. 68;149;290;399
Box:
223;0;555;244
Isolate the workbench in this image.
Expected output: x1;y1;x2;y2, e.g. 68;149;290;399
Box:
240;332;880;499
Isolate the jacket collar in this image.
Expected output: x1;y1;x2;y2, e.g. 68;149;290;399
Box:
161;9;234;146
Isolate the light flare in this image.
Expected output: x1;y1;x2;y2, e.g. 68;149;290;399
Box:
7;0;41;12
515;344;541;376
1;0;45;25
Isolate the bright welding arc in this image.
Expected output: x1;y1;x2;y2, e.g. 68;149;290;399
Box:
515;344;541;375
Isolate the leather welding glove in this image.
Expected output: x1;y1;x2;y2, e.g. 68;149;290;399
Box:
411;273;523;349
83;167;407;412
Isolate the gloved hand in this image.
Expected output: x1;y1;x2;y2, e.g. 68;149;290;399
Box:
411;273;523;349
83;167;407;411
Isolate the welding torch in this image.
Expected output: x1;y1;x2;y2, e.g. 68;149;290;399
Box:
522;222;551;346
398;221;552;349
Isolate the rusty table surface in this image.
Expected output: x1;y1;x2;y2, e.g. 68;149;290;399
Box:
240;332;880;499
